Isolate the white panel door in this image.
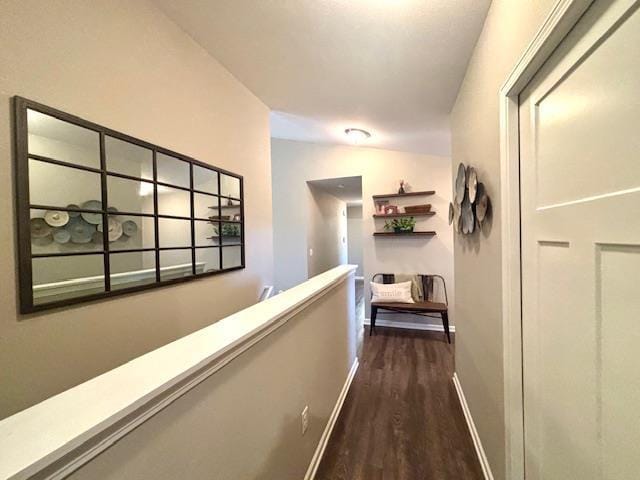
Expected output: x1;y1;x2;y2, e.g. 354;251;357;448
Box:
519;0;640;479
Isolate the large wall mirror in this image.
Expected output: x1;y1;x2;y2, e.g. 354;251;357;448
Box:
14;97;245;313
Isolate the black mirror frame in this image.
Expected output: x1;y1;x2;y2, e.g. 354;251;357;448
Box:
14;96;245;314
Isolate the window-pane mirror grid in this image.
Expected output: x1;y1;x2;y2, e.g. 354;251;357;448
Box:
16;97;244;313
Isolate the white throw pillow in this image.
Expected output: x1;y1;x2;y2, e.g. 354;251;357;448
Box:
370;281;415;303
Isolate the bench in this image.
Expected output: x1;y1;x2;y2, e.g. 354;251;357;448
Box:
370;273;451;343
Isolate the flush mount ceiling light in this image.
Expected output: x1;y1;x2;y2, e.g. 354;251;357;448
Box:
345;128;371;144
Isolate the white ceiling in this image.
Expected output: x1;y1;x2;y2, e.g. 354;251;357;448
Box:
154;0;491;156
308;176;363;205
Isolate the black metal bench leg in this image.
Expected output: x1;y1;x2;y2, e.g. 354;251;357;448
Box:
370;306;378;336
442;310;451;344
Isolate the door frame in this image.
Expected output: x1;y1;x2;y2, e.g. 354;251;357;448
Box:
498;1;594;478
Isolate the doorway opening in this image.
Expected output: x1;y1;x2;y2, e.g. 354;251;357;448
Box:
305;176;364;323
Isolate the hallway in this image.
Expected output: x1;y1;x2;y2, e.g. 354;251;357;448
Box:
316;327;483;479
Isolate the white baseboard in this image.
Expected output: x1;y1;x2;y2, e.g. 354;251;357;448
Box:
364;318;455;333
305;357;359;480
452;373;494;480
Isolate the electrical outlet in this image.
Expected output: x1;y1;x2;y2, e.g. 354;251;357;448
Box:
309;248;313;257
301;405;309;435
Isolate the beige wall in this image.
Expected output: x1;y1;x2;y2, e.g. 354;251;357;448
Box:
450;1;555;478
347;205;364;277
306;185;348;278
68;274;357;480
0;0;273;419
272;139;454;327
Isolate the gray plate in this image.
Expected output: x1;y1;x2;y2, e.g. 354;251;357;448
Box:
53;228;72;244
80;200;103;225
44;210;70;228
31;218;52;238
97;217;124;242
453;203;461;233
455;163;466;203
108;218;123;242
467;167;478;203
66;205;81;217
461;192;475;234
476;183;489;224
122;220;138;236
66;218;97;244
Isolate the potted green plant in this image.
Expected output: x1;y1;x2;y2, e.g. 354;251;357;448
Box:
384;217;416;233
215;223;241;237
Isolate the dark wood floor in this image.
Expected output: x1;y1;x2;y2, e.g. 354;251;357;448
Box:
315;327;483;480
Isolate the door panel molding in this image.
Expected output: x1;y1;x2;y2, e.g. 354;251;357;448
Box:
500;0;640;477
499;1;595;478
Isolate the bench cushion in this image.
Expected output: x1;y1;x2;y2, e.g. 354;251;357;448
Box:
371;300;447;313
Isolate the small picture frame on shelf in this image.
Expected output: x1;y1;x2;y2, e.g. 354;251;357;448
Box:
384;205;399;215
375;200;389;214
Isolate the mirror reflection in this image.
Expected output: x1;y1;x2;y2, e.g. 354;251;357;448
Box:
157;185;191;218
194;192;218;219
27;109;100;169
195;220;218;246
108;215;155;251
222;246;242;269
20;102;244;311
196;247;220;273
32;254;105;305
220;174;240;199
105;136;153;180
217;198;242;223
30;208;103;255
193;165;218;194
159;249;194;281
220;222;242;245
158;218;191;248
157;153;190;188
29;159;101;208
107;175;155;214
110;251;157;291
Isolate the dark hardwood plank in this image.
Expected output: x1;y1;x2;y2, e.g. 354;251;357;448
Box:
315;327;484;480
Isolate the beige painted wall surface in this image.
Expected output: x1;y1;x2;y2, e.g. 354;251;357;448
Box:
68;275;356;480
306;185;348;278
450;0;555;478
272;139;453;326
347;205;364;277
0;0;273;419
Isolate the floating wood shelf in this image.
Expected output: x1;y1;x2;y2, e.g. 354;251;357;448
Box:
209;205;241;209
373;212;435;218
372;190;435;200
208;219;242;224
373;231;437;237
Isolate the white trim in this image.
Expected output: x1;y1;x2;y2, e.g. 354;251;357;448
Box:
498;1;594;478
0;265;357;480
259;285;274;301
453;373;494;480
363;318;455;333
354;276;364;281
304;357;359;480
33;262;205;300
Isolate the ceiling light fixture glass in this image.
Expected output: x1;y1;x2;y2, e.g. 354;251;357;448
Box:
345;128;371;144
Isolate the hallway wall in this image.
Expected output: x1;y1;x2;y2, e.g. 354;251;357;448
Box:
306;185;348;277
0;0;274;419
450;0;555;478
271;139;454;327
347;205;364;277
